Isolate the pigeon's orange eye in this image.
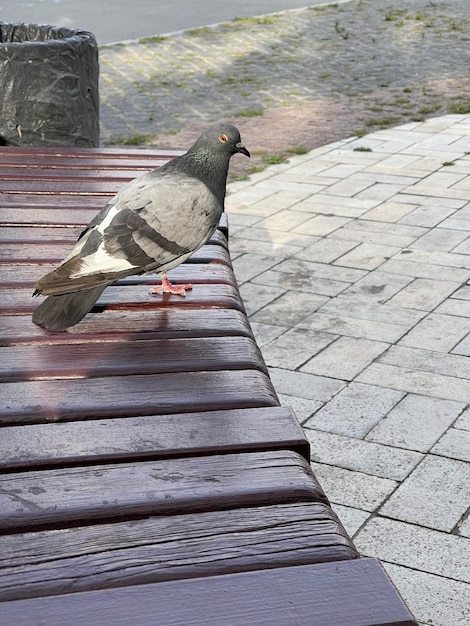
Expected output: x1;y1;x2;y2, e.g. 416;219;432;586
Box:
218;134;228;143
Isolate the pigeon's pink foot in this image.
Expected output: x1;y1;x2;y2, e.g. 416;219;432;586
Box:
149;274;192;296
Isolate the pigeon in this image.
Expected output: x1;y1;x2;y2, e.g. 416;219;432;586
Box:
32;122;250;331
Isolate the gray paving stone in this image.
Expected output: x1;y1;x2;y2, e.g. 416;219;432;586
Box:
298;310;410;343
291;213;351;236
231;253;281;283
330;504;369;537
356;183;409;203
380;454;470;532
361;201;419;223
383;562;470;626
341;270;413;303
255;208;319;232
431;428;470;463
251;268;350;297
455;407;470;432
310;462;398;512
329;219;424;248
440;215;470;231
229;237;304;258
250;291;329;326
392;247;470;269
268;367;345;402
379;345;470;380
436;298;470;317
296;193;378;216
398;312;470;352
357;362;470;404
249;321;286;348
294;238;360;263
366;394;465;452
335;242;402;270
355;517;470;582
233;225;317;249
399;204;456;227
306;429;422;481
277;394;323;425
320;294;427;326
409;227;469;252
273;258;367;284
380;257;470;282
261;327;337;370
451;285;470;301
238;283;286;316
387;278;461;311
452;235;470;254
303;382;404;438
458;515;470;539
300;336;389;381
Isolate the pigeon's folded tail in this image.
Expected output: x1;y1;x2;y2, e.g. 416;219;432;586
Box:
32;286;106;331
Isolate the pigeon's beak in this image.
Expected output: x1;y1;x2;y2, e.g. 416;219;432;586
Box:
235;141;250;158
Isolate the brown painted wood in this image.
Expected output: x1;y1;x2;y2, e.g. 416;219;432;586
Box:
0;308;253;346
0;502;356;602
0;406;309;470
0;225;228;246
0;558;418;626
0;145;182;159
0;336;267;382
0;451;326;532
0;262;236;288
1;283;245;315
0;369;279;425
1;241;230;265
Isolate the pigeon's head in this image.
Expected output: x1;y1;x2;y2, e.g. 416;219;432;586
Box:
197;123;250;159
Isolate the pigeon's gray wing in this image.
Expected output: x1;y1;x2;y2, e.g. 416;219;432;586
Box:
35;170;221;296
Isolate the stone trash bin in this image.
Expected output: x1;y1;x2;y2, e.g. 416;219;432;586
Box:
0;22;99;147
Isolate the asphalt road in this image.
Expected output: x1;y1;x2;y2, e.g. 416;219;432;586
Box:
0;0;335;44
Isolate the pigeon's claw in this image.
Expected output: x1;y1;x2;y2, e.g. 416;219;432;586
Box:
149;274;192;296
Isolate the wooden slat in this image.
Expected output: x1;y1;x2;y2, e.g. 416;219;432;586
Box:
0;146;182;159
0;179;133;194
0;502;356;602
1;283;244;316
1;241;230;265
0;167;148;181
0;558;418;626
0;369;279;425
0;451;325;532
0;336;267;382
0;262;236;288
0;308;253;346
0;225;228;247
0;406;308;470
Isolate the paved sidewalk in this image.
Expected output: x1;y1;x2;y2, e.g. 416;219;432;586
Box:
227;114;470;626
99;0;470;180
96;2;470;624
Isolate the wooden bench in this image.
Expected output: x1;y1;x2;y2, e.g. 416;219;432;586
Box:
0;146;417;625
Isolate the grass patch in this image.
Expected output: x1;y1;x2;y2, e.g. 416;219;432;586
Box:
419;104;441;114
139;35;168;44
232;16;276;26
107;133;154;146
186;26;212;36
442;161;455;166
448;100;470;114
287;145;309;155
261;152;288;166
353;146;373;152
334;21;349;39
236;109;264;118
365;116;400;128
